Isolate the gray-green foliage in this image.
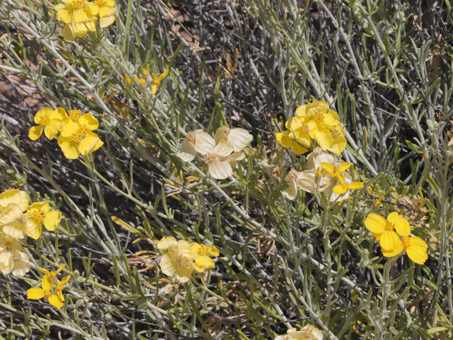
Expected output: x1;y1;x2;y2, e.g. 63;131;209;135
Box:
0;0;452;339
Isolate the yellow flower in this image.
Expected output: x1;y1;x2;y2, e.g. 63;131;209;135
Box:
320;162;352;186
191;242;219;273
55;275;71;303
142;63;150;78
56;0;98;41
39;263;66;279
0;188;29;212
29;107;67;141
365;212;411;252
125;74;133;87
94;0;116;27
133;76;147;88
275;325;323;340
56;0;98;24
26;202;62;239
327;127;347;155
151;69;169;95
158;237;194;283
58;112;103;159
27;274;65;309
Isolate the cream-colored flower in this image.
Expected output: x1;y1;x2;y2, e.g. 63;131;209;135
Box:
0;189;29;212
282;170;302;200
0;235;30;276
275;325;323;340
213;126;253;155
177;130;216;162
205;152;244;180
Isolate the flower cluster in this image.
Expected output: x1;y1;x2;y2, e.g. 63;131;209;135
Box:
275;325;323;340
0;188;62;276
365;212;428;264
125;66;169;95
55;0;116;41
282;148;363;202
29;107;104;159
27;264;71;309
276;100;347;156
157;236;219;283
177;126;253;179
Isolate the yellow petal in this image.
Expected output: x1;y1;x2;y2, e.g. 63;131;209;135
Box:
382;241;404;258
314;130;332;150
190;242;201;255
195;255;215;269
333;185;347;195
73;8;88;23
27;288;45;300
157;236;177;250
328;136;347;155
99;15;115;28
290;141;308;154
44;210;62;231
79;132;104;155
347;181;363;190
275;131;293;148
324;110;340;126
207;245;219;257
42;275;53;291
29;126;44;140
26;219;42;239
57;6;74;23
380;231;401;251
338;162;352;173
62;24;76;42
60;121;79;138
44;126;59;140
58;136;80;159
49;294;64;309
364;213;387;234
79;113;99;131
393;216;411;237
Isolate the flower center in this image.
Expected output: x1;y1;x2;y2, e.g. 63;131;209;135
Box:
168;244;178;253
205;154;217;164
68;109;82;121
13;251;22;261
331;129;341;139
72;0;85;10
5;241;13;251
186;131;195;144
31;210;46;223
71;126;89;144
314;111;325;121
288;169;299;180
385;222;395;231
299;123;309;134
197;245;209;256
177;254;192;269
38;114;51;126
402;236;410;248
